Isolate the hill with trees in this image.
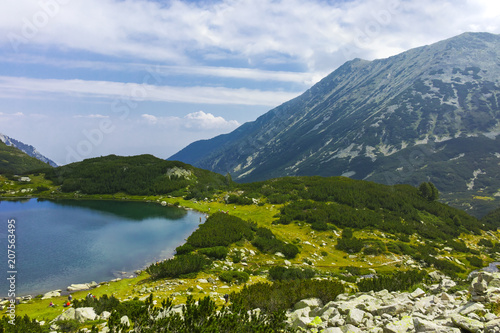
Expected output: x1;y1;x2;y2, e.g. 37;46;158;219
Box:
38;154;231;199
0;140;53;174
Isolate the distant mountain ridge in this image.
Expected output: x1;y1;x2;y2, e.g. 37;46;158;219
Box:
170;32;500;216
0;133;57;167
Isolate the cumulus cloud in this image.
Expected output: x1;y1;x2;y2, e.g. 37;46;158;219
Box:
141;114;158;125
184;111;240;130
141;111;240;131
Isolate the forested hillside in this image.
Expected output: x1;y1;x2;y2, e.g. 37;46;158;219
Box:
39;154;231;199
0;140;52;174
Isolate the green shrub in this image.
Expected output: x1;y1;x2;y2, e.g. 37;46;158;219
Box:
0;315;46;332
268;266;316;281
175;243;194;255
478;239;494;248
219;271;250;284
146;254;211;279
335;237;364;253
466;255;484;268
252;227;299;259
186;213;255;248
357;270;429;292
198;246;229;260
230;251;242;263
231;279;345;313
73;294;120;315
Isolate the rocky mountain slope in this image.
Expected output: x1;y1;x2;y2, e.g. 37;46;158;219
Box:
170;32;500;217
0;140;54;174
0;133;57;167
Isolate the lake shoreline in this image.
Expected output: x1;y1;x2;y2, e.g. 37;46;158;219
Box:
0;197;206;299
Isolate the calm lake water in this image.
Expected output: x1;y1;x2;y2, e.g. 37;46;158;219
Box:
0;199;203;297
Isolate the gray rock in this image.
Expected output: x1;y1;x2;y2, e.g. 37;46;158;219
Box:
53;308;76;322
410;288;426;299
291;316;312;328
413;317;460;332
485;318;500;333
100;311;111;320
376;303;406;316
323;328;343;333
294;298;322;310
347;308;365;326
384;315;413;333
42;290;61;299
458;302;485;315
450;313;484;333
75;307;97;323
120;315;130;327
341;324;362;333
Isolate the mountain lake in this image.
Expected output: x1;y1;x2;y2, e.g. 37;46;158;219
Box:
0;199;203;297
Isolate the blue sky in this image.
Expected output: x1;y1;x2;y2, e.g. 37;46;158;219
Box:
0;0;499;165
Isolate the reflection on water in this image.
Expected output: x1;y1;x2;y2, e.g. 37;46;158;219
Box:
0;199;202;296
41;198;187;221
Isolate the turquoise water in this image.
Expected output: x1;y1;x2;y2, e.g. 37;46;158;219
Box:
0;199;202;297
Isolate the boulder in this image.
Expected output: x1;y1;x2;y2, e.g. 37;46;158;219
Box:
450;313;483;333
42;290;61;299
376;303;406;316
53;308;76;322
323;328;343;333
485;318;500;333
410;288;426;299
347;308;365;326
75;307;97;323
67;283;92;291
291;316;312;328
120;315;130;327
100;311;111;320
384;316;413;333
294;298;322;310
458;302;485;316
413;317;461;332
341;324;362;333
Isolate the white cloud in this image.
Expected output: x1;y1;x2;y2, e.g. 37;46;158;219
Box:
0;76;299;106
0;111;24;117
74;114;109;119
0;0;498;73
141;111;240;131
141;114;158;125
184;111;240;130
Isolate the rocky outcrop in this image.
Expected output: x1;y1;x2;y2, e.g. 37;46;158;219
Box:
67;281;98;291
285;271;500;332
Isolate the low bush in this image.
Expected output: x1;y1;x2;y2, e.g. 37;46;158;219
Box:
231;279;345;313
219;271;250;284
146;254;211;279
478;239;494;248
466;255;484;268
268;266;315;281
175;243;194;255
185;213;255;248
198;246;229;260
357;270;429;292
252;227;299;259
73;294;120;315
335;237;364;253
